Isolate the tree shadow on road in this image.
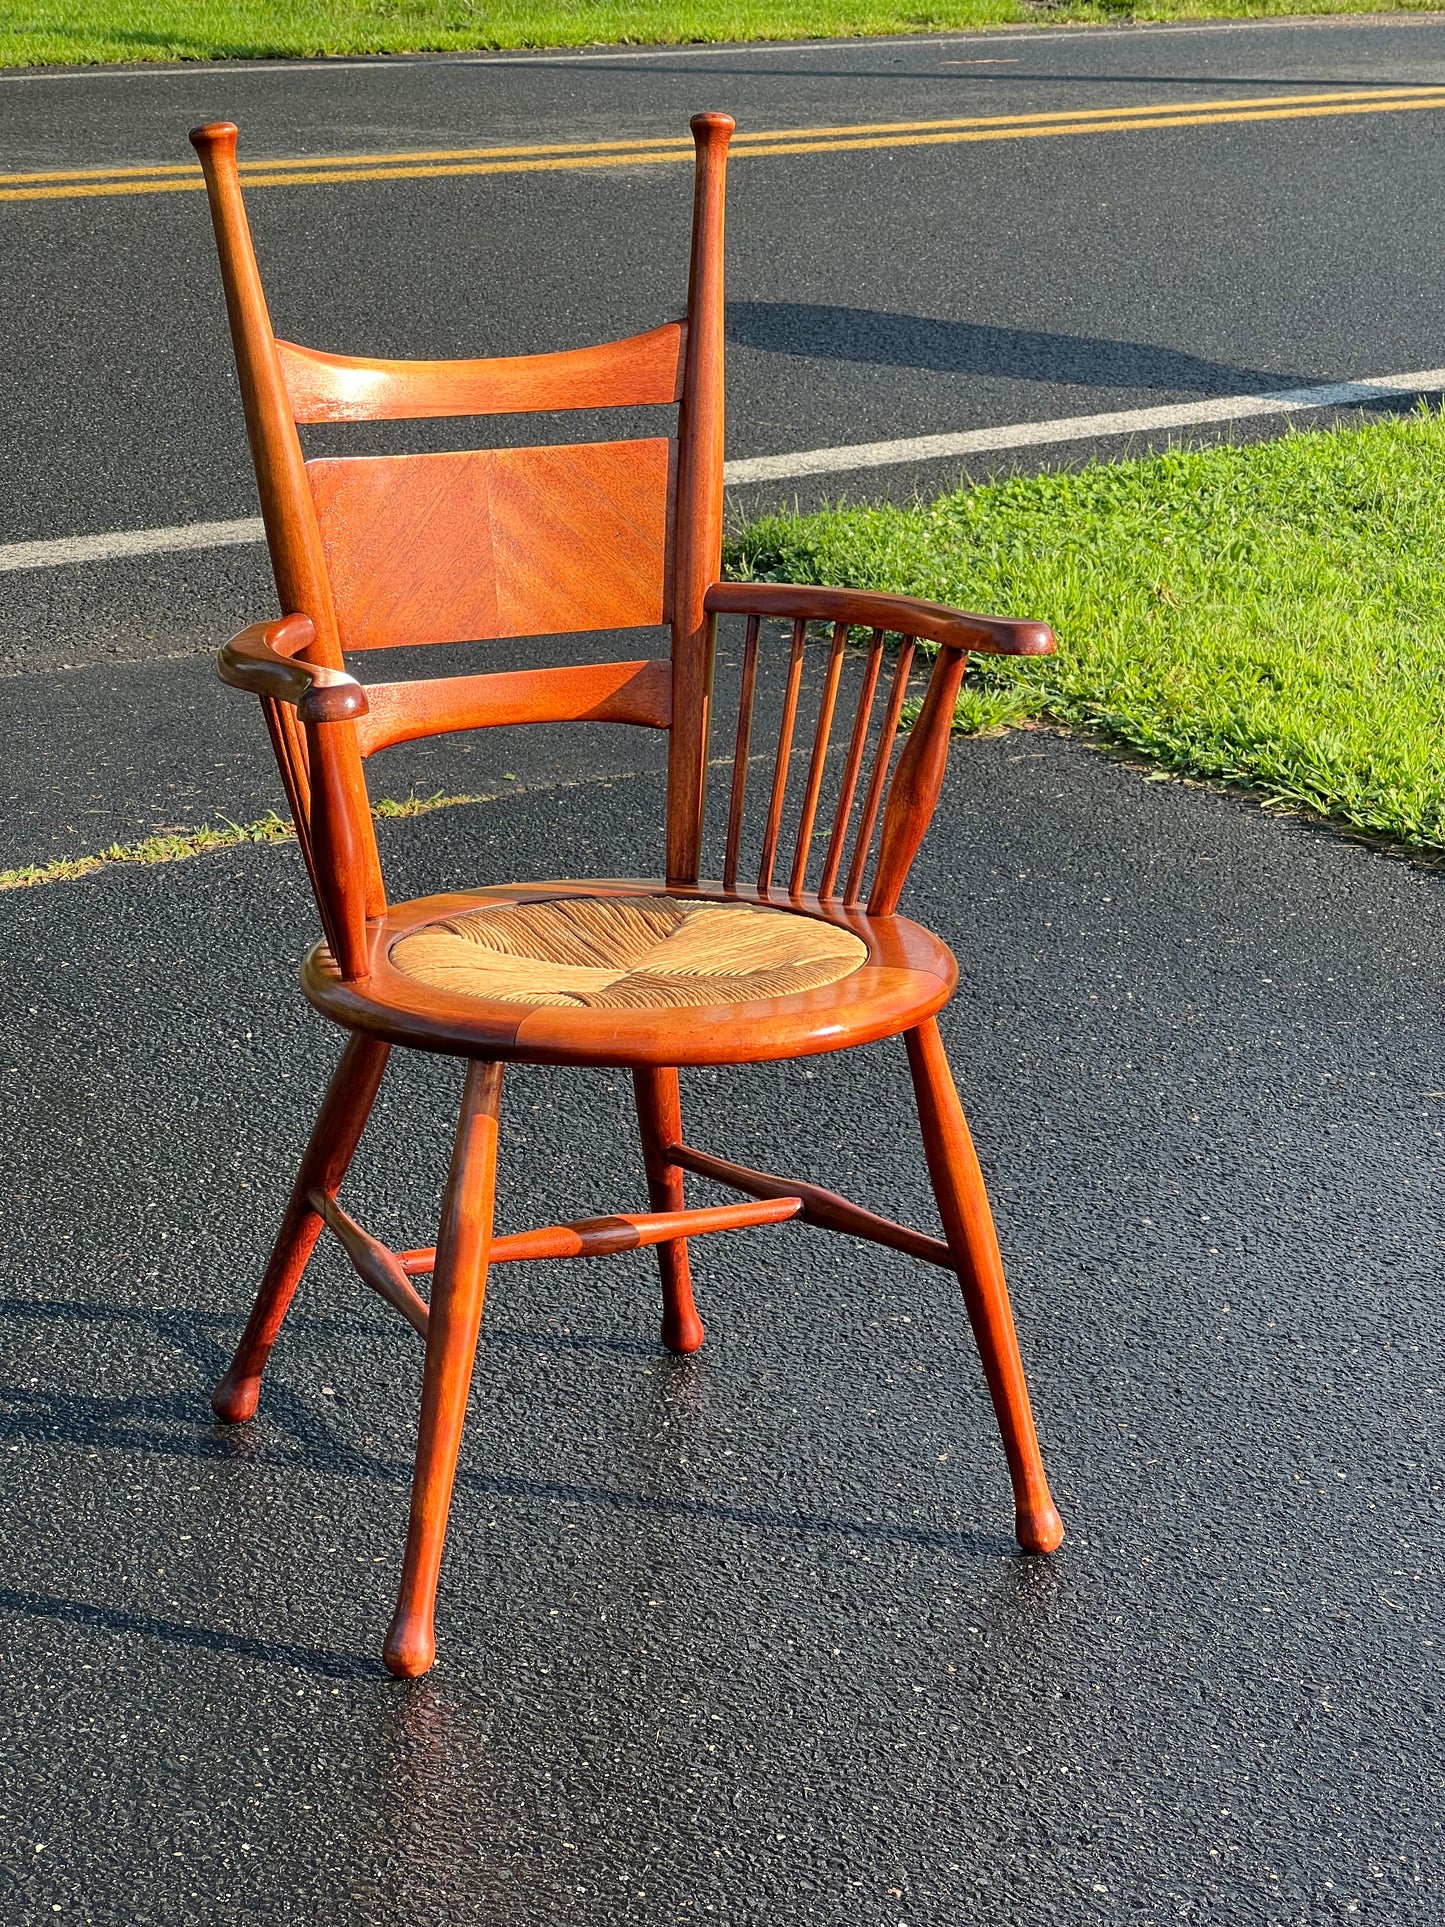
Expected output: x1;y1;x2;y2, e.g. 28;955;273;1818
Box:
728;301;1303;395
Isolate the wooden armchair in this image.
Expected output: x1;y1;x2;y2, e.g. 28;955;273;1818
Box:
191;113;1065;1678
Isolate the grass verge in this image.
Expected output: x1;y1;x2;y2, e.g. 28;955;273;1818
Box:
728;409;1445;857
3;0;1443;66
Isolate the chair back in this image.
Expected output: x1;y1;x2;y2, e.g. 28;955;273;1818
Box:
191;114;732;971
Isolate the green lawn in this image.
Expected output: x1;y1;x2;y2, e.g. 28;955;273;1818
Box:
2;0;1442;65
728;412;1445;857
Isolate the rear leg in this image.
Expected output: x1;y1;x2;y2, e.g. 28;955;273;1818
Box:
631;1067;704;1353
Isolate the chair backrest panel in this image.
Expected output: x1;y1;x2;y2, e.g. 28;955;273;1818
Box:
307;437;675;651
278;321;688;423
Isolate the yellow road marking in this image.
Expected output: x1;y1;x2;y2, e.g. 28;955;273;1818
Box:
4;85;1443;203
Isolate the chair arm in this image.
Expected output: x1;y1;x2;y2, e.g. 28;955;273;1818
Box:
218;612;370;723
704;581;1054;658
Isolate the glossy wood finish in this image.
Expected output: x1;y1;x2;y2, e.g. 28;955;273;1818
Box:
357;659;671;756
385;1059;503;1678
818;629;885;901
309;439;674;652
311;1187;431;1337
278;320;687;422
300;878;958;1068
211;1033;391;1421
702;580;1055;658
666;1143;953;1270
790;621;848;896
632;1067;704;1353
905;1019;1064;1555
399;1194;798;1280
666;114;732;886
198;112;1066;1676
190;122;385;932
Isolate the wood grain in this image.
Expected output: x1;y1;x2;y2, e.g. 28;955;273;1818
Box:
308;439;674;652
358;658;672;755
278;322;687;422
666;113;733;885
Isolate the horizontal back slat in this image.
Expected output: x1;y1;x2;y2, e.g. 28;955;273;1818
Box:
308;438;675;652
279;322;687;423
357;658;672;756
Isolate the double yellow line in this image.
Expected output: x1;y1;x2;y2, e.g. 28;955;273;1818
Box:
5;83;1445;203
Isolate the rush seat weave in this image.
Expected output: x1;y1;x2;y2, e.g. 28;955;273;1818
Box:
389;894;868;1010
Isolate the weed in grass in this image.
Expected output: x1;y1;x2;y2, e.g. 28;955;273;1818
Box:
728;409;1445;857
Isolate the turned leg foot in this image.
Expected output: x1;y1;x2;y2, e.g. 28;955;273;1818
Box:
905;1019;1064;1556
384;1060;503;1678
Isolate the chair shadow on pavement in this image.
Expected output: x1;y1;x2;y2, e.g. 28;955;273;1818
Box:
0;1295;1011;1561
728;300;1303;395
0;1585;376;1681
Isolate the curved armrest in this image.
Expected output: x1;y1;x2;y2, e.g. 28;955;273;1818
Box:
218;612;370;723
704;580;1054;658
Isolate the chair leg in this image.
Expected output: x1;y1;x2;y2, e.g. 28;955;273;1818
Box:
212;1032;391;1424
384;1060;504;1678
631;1067;704;1354
905;1018;1064;1556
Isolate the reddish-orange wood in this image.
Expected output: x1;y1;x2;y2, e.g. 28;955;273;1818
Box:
398;1194;797;1276
357;659;671;757
790;620;848;895
703;580;1053;658
844;642;915;907
666;113;733;885
632;1067;704;1352
905;1019;1064;1555
385;1059;503;1678
277;321;687;423
200;115;1065;1676
722;612;760;892
818;628;884;901
308;439;674;652
190;122;385;930
300;878;957;1069
311;1188;431;1337
211;1033;391;1422
869;645;972;918
758;619;807;893
666;1143;953;1270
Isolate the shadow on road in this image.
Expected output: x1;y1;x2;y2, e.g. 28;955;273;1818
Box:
728;300;1302;394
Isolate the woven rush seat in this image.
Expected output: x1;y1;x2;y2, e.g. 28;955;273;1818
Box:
389;894;869;1010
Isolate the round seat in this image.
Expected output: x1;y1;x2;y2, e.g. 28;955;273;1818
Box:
389;893;868;1010
302;881;959;1068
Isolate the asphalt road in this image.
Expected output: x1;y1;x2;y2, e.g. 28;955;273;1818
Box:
7;16;1445;682
2;729;1441;1924
1;21;1443;1923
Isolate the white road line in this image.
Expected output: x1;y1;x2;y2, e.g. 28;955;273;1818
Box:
723;367;1445;484
3;364;1442;573
0;515;265;572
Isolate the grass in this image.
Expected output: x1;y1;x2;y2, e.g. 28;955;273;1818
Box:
0;792;487;890
728;410;1445;858
2;0;1443;66
11;416;1445;892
